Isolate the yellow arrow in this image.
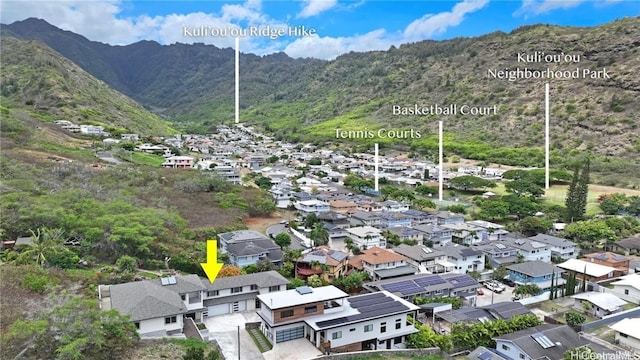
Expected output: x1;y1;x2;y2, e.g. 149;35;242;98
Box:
200;240;224;284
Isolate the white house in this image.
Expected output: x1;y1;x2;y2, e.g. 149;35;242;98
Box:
295;199;330;215
609;273;640;304
439;243;485;274
528;234;577;260
162;156;195;169
572;292;627;319
347;226;386;249
500;236;551;263
610;318;640;352
349;246;415;281
256;286;419;352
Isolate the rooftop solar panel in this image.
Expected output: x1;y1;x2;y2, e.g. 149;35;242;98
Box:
531;333;555;349
478;351;492;360
414;276;446;287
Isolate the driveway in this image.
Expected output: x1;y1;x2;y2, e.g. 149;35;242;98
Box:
205;312;264;360
266;224;308;250
263;338;322;360
475;283;516;306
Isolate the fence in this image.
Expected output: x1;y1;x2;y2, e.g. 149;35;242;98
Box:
315;347;447;360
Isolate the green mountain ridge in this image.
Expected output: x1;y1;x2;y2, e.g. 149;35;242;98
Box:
0;35;175;136
2;18;639;185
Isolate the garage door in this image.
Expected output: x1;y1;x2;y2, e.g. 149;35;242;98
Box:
207;304;229;317
275;326;304;343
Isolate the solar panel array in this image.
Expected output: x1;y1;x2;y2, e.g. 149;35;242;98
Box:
445;274;478;289
316;292;410;328
381;280;423;295
478;351;492;360
414;276;447;287
160;276;177;285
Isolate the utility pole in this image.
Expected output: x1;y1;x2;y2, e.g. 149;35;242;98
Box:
237;325;240;360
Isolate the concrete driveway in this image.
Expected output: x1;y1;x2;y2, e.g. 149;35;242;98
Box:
205;312;264;360
475;283;516;306
263;338;322;360
266;224;308;250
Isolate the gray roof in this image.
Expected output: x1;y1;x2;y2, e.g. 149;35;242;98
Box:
466;346;508;360
152;274;206;294
494;324;591;360
108;280;186;321
204;292;257;306
481;301;534;320
226;239;281;257
529;234;576;247
439;243;482;258
394;244;445;261
205;271;289;291
507;260;563;277
614;237;640;250
218;230;269;243
413;224;450;234
501;235;549;252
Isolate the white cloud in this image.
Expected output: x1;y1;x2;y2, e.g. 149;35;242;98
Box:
403;0;489;41
297;0;338;18
514;0;584;16
0;0;490;60
284;29;392;60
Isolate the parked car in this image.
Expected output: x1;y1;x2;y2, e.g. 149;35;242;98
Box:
485;281;504;293
477;289;485;295
511;294;521;301
501;278;516;287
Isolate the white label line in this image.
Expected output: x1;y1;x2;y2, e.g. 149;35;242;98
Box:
235;37;239;124
374;143;379;192
545;82;550;190
439;120;443;202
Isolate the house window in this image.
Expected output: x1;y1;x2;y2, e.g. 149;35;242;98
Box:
304;306;317;314
364;324;373;332
134;322;140;329
181;295;186;300
625;289;629;295
349;328;356;332
231;287;243;293
519;354;525;359
255;299;261;309
381;322;387;333
207;290;219;297
620;333;628;338
332;331;342;340
250;285;258;290
165;316;177;324
269;285;280;292
281;310;294;318
502;344;510;351
396;319;402;329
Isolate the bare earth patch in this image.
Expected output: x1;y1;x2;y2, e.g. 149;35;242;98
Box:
243;213;282;234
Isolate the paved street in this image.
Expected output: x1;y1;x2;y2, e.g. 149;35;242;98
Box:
266;224;308;250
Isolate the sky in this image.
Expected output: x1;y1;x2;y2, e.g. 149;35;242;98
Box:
1;0;638;60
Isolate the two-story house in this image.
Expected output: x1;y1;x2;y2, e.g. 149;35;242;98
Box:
162;155;195;169
381;200;410;212
295;199;330;215
202;271;289;316
401;209;437;227
379;211;413;229
256;286;419;352
500;236;551;263
350;211;382;227
439;243;485;274
346;226;386;249
466;220;509;241
507;261;565;292
393;244;448;274
364;273;480;302
329;200;358;215
609;273;640;304
413;224;453;247
349;246;415;281
556;258;618;283
472;242;519;268
385;227;423;243
441;223;487;246
582;252;630;276
296;246;350;282
528;234;577;261
436;211;465;225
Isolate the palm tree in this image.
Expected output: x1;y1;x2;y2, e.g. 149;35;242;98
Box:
15;228;66;267
309;223;329;247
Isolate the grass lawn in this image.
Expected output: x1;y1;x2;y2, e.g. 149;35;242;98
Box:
543;184;640;216
536;300;570;314
129;152;166;166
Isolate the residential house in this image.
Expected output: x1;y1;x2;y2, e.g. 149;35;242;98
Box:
466;220;509;241
98;275;206;337
121;134;140;141
346;226;386;249
256;286;420;352
413;224;453;247
296;246;350;282
609;274;640;304
557;258;618;283
441;223;487;246
80;124;108;136
529;234;578;261
465;347;508;360
572;292;627;319
507;261;565;292
402;209;437;227
437;301;533;325
499;236;551;263
379;211;413;229
162;156;195;169
473;242;519;268
218;230;283;268
329;200;358;215
436;211;465;225
356;201;384;213
439;243;485;274
349;246;415;281
363;273;480;302
381;200;410;212
385;227;423;243
295;199;330;215
350;211;382;228
202;271;289;316
583;252;630;276
393;244;448;274
609;237;640;256
610;318;640;352
317;212;350;229
135;143;168;154
271;187;294;208
494;324;604;360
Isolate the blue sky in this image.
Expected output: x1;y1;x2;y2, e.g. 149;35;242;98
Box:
1;0;638;59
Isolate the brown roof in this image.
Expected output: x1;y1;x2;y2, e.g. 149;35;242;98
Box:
298;246;348;267
583;252;631;264
330;200;357;208
353;246;408;266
